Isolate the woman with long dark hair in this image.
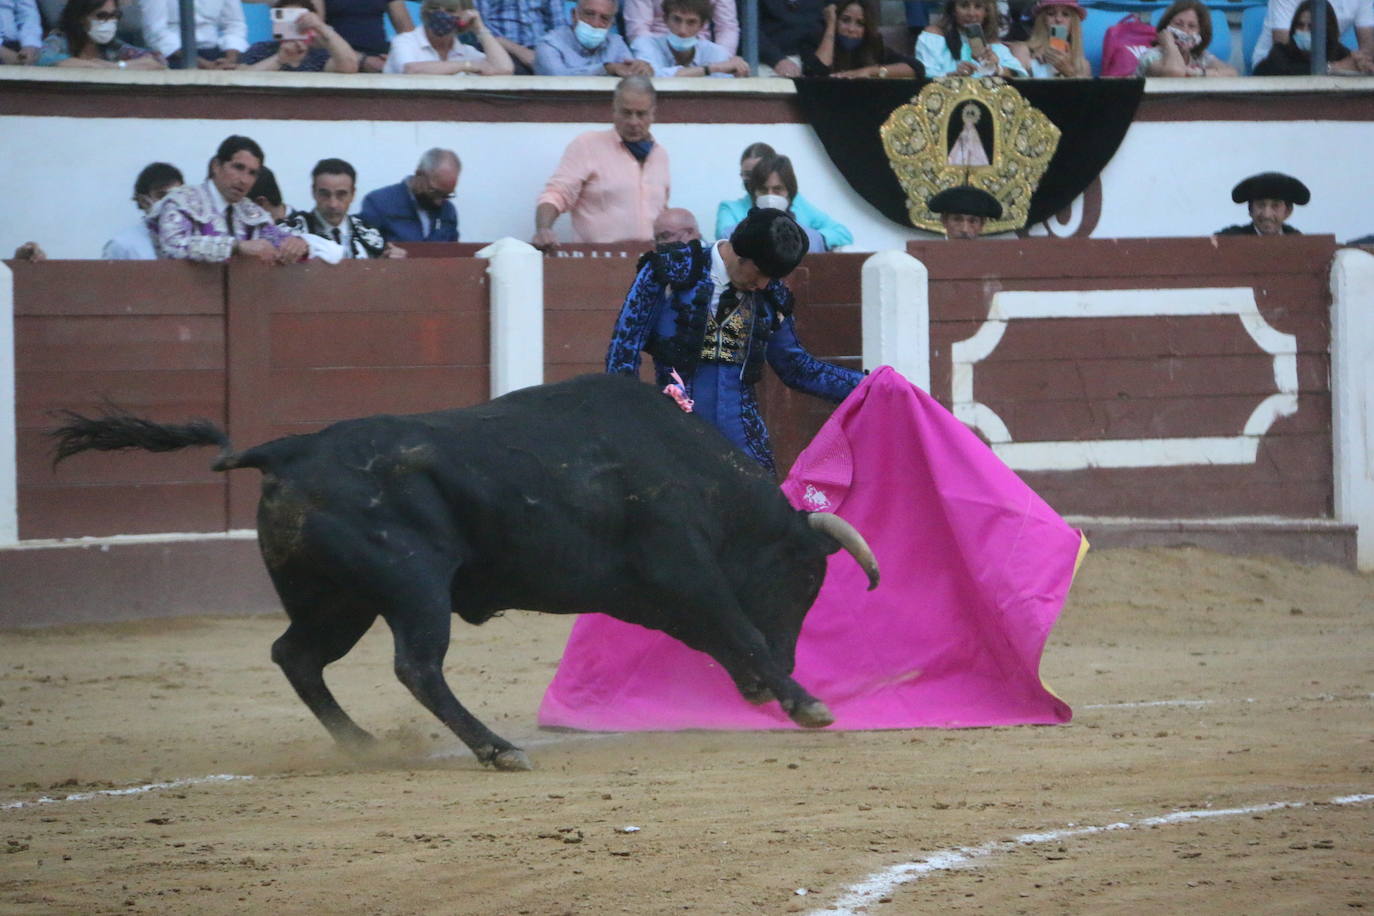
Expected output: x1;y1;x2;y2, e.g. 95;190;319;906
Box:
1254;0;1369;74
37;0;164;67
803;0;922;77
916;0;1026;76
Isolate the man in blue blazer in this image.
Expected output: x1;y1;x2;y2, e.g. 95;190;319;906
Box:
360;148;461;243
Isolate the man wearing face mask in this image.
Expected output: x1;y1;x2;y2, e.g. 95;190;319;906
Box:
1216;172;1310;237
361;148;462;243
928;184;1003;240
533;76;670;248
606;207;862;475
533;0;653;75
629;0;749;76
103;162;183;260
384;0;514;73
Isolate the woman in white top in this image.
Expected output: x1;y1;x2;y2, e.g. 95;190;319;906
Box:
1134;0;1237;77
917;0;1027;77
1009;0;1091;77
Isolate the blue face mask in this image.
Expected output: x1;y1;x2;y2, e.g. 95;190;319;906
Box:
835;33;863;51
424;9;458;35
665;31;698;51
574;19;609;49
1292;29;1311;51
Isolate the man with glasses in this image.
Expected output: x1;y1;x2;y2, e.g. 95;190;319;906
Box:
361;148;462;243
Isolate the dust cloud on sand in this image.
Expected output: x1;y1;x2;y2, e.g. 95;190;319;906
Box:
2;548;1371;914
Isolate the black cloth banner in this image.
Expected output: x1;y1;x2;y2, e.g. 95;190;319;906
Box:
791;78;1145;229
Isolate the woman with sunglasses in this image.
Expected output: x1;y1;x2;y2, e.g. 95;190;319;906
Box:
37;0;164;67
38;0;165;67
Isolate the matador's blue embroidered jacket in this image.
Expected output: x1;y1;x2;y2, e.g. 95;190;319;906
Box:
605;240;862;474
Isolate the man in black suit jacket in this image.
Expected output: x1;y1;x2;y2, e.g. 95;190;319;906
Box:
1216;172;1309;237
286;158;404;259
360;149;462;244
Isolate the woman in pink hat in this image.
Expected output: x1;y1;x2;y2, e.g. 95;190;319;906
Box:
1010;0;1091;76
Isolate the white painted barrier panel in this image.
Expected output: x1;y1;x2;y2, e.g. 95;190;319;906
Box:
1331;248;1374;571
480;237;544;398
0;261;14;545
861;251;929;391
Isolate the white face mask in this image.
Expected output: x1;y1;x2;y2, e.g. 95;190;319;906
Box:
87;19;118;44
1167;25;1198;48
754;193;789;212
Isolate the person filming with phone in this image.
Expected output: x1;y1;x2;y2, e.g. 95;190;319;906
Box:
1009;0;1089;77
240;0;359;71
917;0;1026;77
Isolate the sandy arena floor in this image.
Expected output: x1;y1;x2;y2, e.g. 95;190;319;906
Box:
1;547;1371;915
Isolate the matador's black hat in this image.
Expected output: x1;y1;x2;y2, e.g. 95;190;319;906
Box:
928;185;1004;219
730;207;809;279
1231;172;1310;206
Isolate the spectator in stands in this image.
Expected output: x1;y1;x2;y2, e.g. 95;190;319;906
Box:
325;0;414;72
653;207;701;245
803;0;922;78
758;0;824;75
150;135;308;263
37;0;166;68
534;0;651;75
720;154;835;252
716;142;853;249
1134;0;1236;76
248;165;291;223
241;0;359;70
533;76;668;248
11;242;46;260
104;162;184;260
918;0;1027;76
0;0;43;65
286;158;405;258
625;0;737;54
140;0;248;67
475;0;565;73
384;0;514;73
361;148;462;242
630;0;749;76
1254;0;1371;73
1251;0;1373;74
928;184;1002;239
1215;172;1309;236
1009;0;1090;76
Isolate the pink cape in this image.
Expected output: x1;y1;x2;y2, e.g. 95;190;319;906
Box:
537;366;1084;731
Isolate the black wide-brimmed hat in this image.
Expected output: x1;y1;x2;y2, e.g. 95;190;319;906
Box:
928;185;1004;219
729;207;810;279
1231;172;1310;206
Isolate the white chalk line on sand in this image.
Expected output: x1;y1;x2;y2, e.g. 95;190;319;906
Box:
813;793;1374;915
2;774;254;811
1084;693;1373;710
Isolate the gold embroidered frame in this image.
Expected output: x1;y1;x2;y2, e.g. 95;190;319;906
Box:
879;76;1061;234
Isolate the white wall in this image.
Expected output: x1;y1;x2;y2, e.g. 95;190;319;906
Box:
2;113;1372;259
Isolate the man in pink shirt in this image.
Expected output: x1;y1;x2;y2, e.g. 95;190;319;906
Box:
532;76;670;249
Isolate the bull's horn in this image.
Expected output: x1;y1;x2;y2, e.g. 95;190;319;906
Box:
808;513;880;591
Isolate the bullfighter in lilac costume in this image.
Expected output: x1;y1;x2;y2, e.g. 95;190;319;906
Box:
149;134;305;263
605;207;861;474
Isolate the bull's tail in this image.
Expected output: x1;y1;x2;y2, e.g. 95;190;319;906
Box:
50;409;248;472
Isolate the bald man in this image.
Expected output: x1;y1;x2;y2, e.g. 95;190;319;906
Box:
653;208;701;246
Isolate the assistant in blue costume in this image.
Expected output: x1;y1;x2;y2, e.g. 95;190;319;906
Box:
605;208;862;475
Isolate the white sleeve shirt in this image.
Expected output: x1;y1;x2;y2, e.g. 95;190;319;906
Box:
139;0;249;58
384;28;487;72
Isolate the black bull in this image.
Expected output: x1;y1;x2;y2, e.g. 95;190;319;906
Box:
52;374;879;770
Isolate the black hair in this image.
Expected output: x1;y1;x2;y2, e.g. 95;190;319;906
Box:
59;0;112;58
311;158;357;184
134;162;184;197
249;166;283;208
214;135;266;168
729;208;809;280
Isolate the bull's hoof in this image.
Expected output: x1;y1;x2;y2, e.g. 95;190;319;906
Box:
739;683;775;706
491;748;533;771
790;700;834;729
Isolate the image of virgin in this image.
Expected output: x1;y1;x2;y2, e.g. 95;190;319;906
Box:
946;100;994;167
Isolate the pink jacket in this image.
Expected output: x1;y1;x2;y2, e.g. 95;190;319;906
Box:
537;129;671;244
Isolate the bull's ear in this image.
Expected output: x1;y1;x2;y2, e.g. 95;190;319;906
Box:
807;513;879;591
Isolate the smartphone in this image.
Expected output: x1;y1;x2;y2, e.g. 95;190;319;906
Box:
271;7;308;41
961;22;987;57
1049;23;1069;52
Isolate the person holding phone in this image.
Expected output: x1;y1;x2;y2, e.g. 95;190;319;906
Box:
1134;0;1236;77
240;0;360;70
1009;0;1089;76
918;0;1027;77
